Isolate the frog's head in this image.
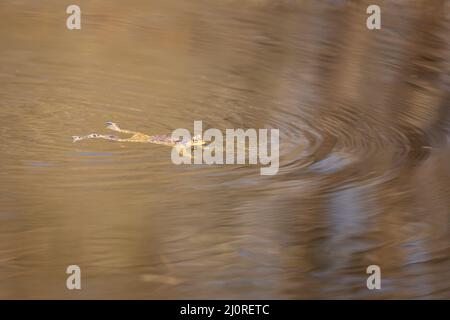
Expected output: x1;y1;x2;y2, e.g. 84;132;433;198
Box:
186;135;206;147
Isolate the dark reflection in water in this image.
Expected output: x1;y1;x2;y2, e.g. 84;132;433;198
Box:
0;0;449;299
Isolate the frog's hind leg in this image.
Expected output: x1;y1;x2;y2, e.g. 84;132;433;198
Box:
106;121;140;135
105;121;151;143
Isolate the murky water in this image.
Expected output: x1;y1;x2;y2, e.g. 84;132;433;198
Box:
0;0;449;299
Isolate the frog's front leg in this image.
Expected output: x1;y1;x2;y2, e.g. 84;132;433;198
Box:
171;143;196;162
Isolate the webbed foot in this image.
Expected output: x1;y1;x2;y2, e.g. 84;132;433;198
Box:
72;135;82;142
106;121;121;132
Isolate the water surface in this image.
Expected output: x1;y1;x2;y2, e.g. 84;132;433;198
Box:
0;0;449;299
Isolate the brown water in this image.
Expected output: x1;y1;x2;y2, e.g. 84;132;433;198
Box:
0;0;449;299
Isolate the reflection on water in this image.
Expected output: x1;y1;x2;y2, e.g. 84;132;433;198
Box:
0;0;449;299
